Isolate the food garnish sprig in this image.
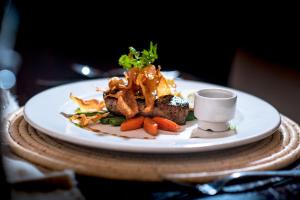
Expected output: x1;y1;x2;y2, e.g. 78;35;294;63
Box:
118;41;158;70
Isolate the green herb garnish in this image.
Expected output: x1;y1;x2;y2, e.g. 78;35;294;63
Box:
75;108;81;113
100;116;126;126
186;111;196;121
229;123;236;130
75;108;108;116
108;117;126;126
100;117;111;124
75;111;108;117
74;123;83;128
118;41;158;70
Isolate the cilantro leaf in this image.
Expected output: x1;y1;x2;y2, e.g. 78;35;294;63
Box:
118;41;158;70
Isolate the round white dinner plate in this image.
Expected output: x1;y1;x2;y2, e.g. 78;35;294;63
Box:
24;79;281;153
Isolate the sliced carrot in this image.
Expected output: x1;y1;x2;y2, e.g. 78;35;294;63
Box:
143;117;158;136
120;116;144;131
152;117;181;132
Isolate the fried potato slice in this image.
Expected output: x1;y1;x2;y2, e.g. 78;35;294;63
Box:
116;89;139;119
70;93;105;112
70;112;109;127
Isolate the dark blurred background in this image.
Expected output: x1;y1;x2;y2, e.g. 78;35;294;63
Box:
1;1;300;123
10;1;236;102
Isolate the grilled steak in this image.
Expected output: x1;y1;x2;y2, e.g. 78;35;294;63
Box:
103;93;189;125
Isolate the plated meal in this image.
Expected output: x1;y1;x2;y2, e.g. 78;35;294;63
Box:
23;42;281;153
67;42;196;139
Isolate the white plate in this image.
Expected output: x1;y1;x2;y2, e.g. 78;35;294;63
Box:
24;79;281;153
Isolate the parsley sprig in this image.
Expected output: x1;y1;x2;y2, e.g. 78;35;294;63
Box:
118;41;158;70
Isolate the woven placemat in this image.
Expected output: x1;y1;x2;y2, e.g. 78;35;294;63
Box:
6;109;300;183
